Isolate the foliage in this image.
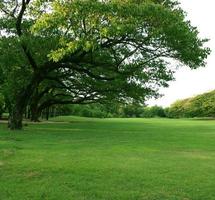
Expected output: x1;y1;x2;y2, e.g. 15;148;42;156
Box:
51;104;109;118
51;103;166;118
141;106;166;118
0;0;210;129
167;90;215;118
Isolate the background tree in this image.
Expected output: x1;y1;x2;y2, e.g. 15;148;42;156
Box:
142;106;166;118
0;0;210;129
167;90;215;118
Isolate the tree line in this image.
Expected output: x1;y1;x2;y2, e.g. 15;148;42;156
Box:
0;102;167;119
0;0;210;129
1;90;215;119
54;90;215;119
166;90;215;118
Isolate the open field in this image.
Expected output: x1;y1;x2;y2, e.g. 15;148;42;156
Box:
1;117;215;200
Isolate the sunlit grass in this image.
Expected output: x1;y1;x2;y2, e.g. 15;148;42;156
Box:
1;117;215;200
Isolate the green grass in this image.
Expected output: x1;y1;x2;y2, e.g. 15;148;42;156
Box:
1;117;215;200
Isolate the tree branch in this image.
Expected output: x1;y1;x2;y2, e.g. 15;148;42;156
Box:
15;0;37;70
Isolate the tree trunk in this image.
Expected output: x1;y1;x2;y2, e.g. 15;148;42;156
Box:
7;71;46;130
27;106;31;119
46;107;50;121
8;107;24;130
30;106;40;122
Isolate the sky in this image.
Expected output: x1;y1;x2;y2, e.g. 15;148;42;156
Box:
148;0;215;107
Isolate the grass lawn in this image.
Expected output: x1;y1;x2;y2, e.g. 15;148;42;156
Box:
1;117;215;200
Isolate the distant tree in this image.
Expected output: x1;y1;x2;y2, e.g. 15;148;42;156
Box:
149;106;166;117
140;106;166;118
0;0;210;129
123;104;144;117
190;91;215;117
167;98;191;118
167;90;215;118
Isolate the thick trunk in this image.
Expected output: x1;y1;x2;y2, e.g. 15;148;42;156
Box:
29;87;49;122
7;71;46;130
8;99;28;130
8;107;24;130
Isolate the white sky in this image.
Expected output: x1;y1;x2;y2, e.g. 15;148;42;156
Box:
148;0;215;107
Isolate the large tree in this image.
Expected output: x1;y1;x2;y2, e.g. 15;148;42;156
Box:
0;0;210;129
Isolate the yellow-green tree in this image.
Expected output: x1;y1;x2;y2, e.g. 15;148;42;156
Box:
0;0;210;129
168;90;215;118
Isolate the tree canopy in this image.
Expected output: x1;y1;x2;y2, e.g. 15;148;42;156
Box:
0;0;210;129
167;90;215;118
